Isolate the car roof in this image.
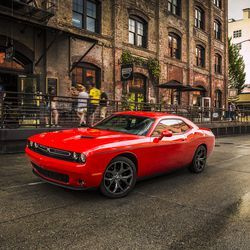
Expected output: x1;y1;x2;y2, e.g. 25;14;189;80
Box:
115;111;177;118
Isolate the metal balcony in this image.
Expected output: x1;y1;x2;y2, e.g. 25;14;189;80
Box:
0;0;57;23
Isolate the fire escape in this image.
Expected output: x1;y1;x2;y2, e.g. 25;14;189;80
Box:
0;0;57;23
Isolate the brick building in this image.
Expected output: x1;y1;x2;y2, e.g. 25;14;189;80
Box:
0;0;228;108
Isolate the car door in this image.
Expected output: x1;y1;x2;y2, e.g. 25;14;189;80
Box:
149;118;192;173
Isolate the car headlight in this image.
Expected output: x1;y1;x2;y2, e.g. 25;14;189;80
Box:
72;152;78;160
27;140;33;148
80;153;86;163
72;152;86;163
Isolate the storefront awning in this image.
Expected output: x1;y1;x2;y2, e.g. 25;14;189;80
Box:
156;81;205;92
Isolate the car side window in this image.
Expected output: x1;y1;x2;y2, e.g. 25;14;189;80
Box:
151;119;190;137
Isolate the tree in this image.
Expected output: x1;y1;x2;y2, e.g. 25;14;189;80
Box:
228;37;246;94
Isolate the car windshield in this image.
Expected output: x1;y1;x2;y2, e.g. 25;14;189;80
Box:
93;115;155;136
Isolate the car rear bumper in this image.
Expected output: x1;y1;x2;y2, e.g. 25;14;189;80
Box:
25;147;103;189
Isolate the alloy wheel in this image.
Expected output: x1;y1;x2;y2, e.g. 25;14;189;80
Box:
194;146;207;171
103;161;134;195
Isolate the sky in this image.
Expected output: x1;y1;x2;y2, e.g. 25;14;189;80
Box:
228;0;250;20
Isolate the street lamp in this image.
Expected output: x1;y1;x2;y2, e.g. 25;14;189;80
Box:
235;39;250;45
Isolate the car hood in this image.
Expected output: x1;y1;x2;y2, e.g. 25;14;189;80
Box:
29;128;143;153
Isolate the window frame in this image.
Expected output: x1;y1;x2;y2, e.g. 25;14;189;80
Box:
72;62;101;89
214;19;222;40
213;0;222;9
195;45;205;68
72;0;100;33
167;0;182;16
194;6;205;30
233;30;242;38
168;32;181;60
214;53;222;74
150;118;192;137
128;15;147;48
214;89;222;108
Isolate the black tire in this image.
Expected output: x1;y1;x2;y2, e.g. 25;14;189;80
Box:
189;145;207;173
100;156;137;198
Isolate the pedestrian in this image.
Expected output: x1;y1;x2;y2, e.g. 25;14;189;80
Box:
76;84;89;127
100;87;108;119
89;83;101;126
51;95;59;127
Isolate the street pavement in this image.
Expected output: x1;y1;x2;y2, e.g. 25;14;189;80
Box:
0;135;250;249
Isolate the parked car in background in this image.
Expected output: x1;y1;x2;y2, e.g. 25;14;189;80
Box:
26;111;215;198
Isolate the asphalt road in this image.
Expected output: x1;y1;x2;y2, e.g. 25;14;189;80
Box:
0;135;250;249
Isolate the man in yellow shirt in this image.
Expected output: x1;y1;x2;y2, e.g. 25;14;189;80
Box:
89;83;101;126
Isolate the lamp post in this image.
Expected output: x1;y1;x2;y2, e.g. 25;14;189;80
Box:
235;39;250;46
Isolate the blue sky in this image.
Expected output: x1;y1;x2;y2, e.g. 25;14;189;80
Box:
229;0;250;19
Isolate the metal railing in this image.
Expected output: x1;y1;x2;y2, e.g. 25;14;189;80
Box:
0;91;250;129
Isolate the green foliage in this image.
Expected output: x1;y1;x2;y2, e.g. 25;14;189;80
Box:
228;37;246;93
147;57;161;79
120;51;161;79
120;50;133;65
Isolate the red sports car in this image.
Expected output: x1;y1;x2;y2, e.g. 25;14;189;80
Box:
26;111;215;198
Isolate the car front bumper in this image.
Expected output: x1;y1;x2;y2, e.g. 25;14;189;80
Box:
25;147;103;189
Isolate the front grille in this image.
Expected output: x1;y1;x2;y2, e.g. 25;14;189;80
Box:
32;163;69;183
28;143;74;162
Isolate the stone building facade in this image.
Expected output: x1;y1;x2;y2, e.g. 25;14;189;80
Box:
0;0;228;108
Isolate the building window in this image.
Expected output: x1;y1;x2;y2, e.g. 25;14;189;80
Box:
129;16;147;48
213;0;222;9
168;32;181;59
215;53;222;74
72;63;101;89
236;43;242;50
233;30;242;38
215;89;222;108
167;0;181;16
72;0;100;33
214;20;222;40
196;45;205;68
195;7;205;30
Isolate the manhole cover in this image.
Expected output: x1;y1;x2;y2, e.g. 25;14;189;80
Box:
219;142;234;145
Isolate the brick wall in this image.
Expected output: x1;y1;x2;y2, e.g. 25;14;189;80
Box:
0;0;228;107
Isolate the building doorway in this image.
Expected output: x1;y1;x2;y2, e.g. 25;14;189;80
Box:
192;86;207;107
129;73;146;99
0;48;35;94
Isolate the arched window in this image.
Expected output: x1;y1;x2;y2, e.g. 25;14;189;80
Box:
215;89;222;108
213;0;222;9
167;0;181;16
72;0;101;33
196;45;205;68
72;62;101;89
215;53;222;74
195;6;205;30
214;19;222;40
129;16;147;48
168;32;181;59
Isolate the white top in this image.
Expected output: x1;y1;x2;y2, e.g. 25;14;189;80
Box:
78;91;89;108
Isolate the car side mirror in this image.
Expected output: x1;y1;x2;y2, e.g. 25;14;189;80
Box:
153;129;173;143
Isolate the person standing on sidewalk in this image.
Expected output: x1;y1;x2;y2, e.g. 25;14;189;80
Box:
89;83;101;126
76;84;89;127
100;88;108;119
